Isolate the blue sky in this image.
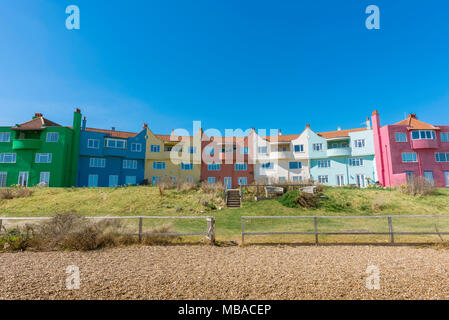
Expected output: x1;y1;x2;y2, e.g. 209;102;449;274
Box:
1;0;449;135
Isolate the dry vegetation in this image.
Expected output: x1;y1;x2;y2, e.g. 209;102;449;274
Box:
400;177;438;196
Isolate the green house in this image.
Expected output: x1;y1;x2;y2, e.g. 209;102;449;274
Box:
0;109;81;187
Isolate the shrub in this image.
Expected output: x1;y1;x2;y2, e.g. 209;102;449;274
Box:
277;190;319;208
200;181;224;194
141;224;177;245
400;176;437;196
0;187;33;200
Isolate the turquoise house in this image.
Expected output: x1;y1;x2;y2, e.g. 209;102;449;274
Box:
309;118;377;187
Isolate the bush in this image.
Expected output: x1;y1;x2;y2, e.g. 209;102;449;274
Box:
277;190;319;208
400;177;437;196
0;187;33;200
200;181;224;194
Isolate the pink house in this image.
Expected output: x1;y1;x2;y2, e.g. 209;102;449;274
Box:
372;110;449;188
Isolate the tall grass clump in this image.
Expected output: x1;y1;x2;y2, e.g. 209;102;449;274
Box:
277;190;319;208
400;177;438;196
0;187;33;200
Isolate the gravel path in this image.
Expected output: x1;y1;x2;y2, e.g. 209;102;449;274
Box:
1;245;449;300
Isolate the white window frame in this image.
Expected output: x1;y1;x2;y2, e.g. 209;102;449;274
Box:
208;163;220;171
150;144;161;153
39;172;50;184
131;143;142;152
125;176;137;185
152;161;166;170
289;161;302;169
35;153;52;164
46;132;59;143
317;160;331;168
312;143;323;152
348;158;364;167
395;132;407;142
353;139;366;148
317;175;328;184
185;176;194;184
402;152;418;163
88;139;100;149
411;130;436;140
0;153;16;163
435;153;449;163
109;175;119;187
0;172;7;187
235;163;247;171
208;177;216;185
294;144;304;153
238;177;248;185
89;157;106;168
123;160;138;169
181;162;194;171
261;162;273;169
441;132;449;142
257;146;268;154
0;132;11;143
88;175;99;187
105;138;127;149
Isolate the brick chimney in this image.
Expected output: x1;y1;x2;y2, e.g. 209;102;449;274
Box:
143;123;148;129
33;113;43;119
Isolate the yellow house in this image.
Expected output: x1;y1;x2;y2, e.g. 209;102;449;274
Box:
145;126;202;185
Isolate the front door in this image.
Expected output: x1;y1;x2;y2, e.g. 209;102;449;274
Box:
224;177;232;190
18;172;29;187
109;175;119;187
424;171;434;185
444;172;449;187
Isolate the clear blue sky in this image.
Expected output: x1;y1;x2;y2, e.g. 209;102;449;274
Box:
1;0;449;135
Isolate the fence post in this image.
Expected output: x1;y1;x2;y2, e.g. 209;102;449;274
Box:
314;217;319;245
138;217;143;243
240;185;243;203
206;217;215;244
241;217;245;245
0;219;2;233
388;216;394;244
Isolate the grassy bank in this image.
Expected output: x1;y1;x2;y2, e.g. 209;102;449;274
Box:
1;186;449;243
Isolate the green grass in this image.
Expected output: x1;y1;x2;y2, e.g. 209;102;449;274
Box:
1;186;449;243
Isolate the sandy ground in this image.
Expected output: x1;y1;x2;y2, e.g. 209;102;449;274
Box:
1;245;449;300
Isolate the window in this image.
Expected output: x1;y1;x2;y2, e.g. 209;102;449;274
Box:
109;175;119;187
317;160;331;168
131;143;142;152
289;161;302;169
435;153;449;162
279;177;286;183
123;160;137;169
0;153;16;163
404;171;414;182
261;162;273;169
424;171;434;185
39;172;50;185
353;139;365;148
238;177;247;185
241;147;249;154
411;130;436;140
318;176;328;184
0;132;10;142
35;153;52;164
88;139;100;149
235;163;247;171
205;146;214;155
88;175;98;187
257;146;268;154
105;138;126;149
336;175;344;186
313;143;323;152
150;144;160;152
441;133;449;142
18;172;29;187
181;162;194;170
348;158;364;167
46;132;59;142
89;158;106;168
208;163;220;171
188;146;197;154
294;145;304;153
208;177;216;184
151;176;161;185
185;176;194;183
0;172;7;187
292;176;302;182
125;176;137;185
402;153;417;163
395;132;407;142
152;161;166;170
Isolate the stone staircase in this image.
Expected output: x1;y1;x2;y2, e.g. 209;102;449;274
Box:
226;189;241;208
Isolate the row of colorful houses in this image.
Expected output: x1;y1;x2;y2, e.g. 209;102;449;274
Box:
0;109;448;189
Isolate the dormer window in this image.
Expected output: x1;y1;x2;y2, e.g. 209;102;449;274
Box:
411;130;436;140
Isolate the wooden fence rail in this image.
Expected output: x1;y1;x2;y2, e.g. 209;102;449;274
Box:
241;215;449;245
0;216;215;244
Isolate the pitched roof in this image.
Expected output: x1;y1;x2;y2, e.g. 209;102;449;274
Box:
12;115;62;131
317;128;366;139
85;127;138;139
394;114;439;130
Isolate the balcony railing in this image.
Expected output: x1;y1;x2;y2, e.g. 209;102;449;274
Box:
12;139;42;150
326;147;351;157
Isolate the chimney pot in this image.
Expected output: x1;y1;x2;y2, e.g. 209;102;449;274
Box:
337;126;342;131
75;108;81;113
409;113;417;119
34;113;43;118
111;127;116;131
372;110;379;115
306;124;310;128
143;123;148;129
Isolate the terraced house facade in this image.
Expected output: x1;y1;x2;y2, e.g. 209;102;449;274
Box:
76;118;147;187
145;127;202;185
0;109;81;187
372;111;449;188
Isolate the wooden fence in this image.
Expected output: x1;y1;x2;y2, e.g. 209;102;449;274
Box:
241;215;449;245
0;216;215;244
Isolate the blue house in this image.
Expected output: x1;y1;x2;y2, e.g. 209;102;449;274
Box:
77;117;147;187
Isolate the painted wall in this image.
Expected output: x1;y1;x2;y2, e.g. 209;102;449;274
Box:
372;111;449;187
77;125;146;187
0;111;80;187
